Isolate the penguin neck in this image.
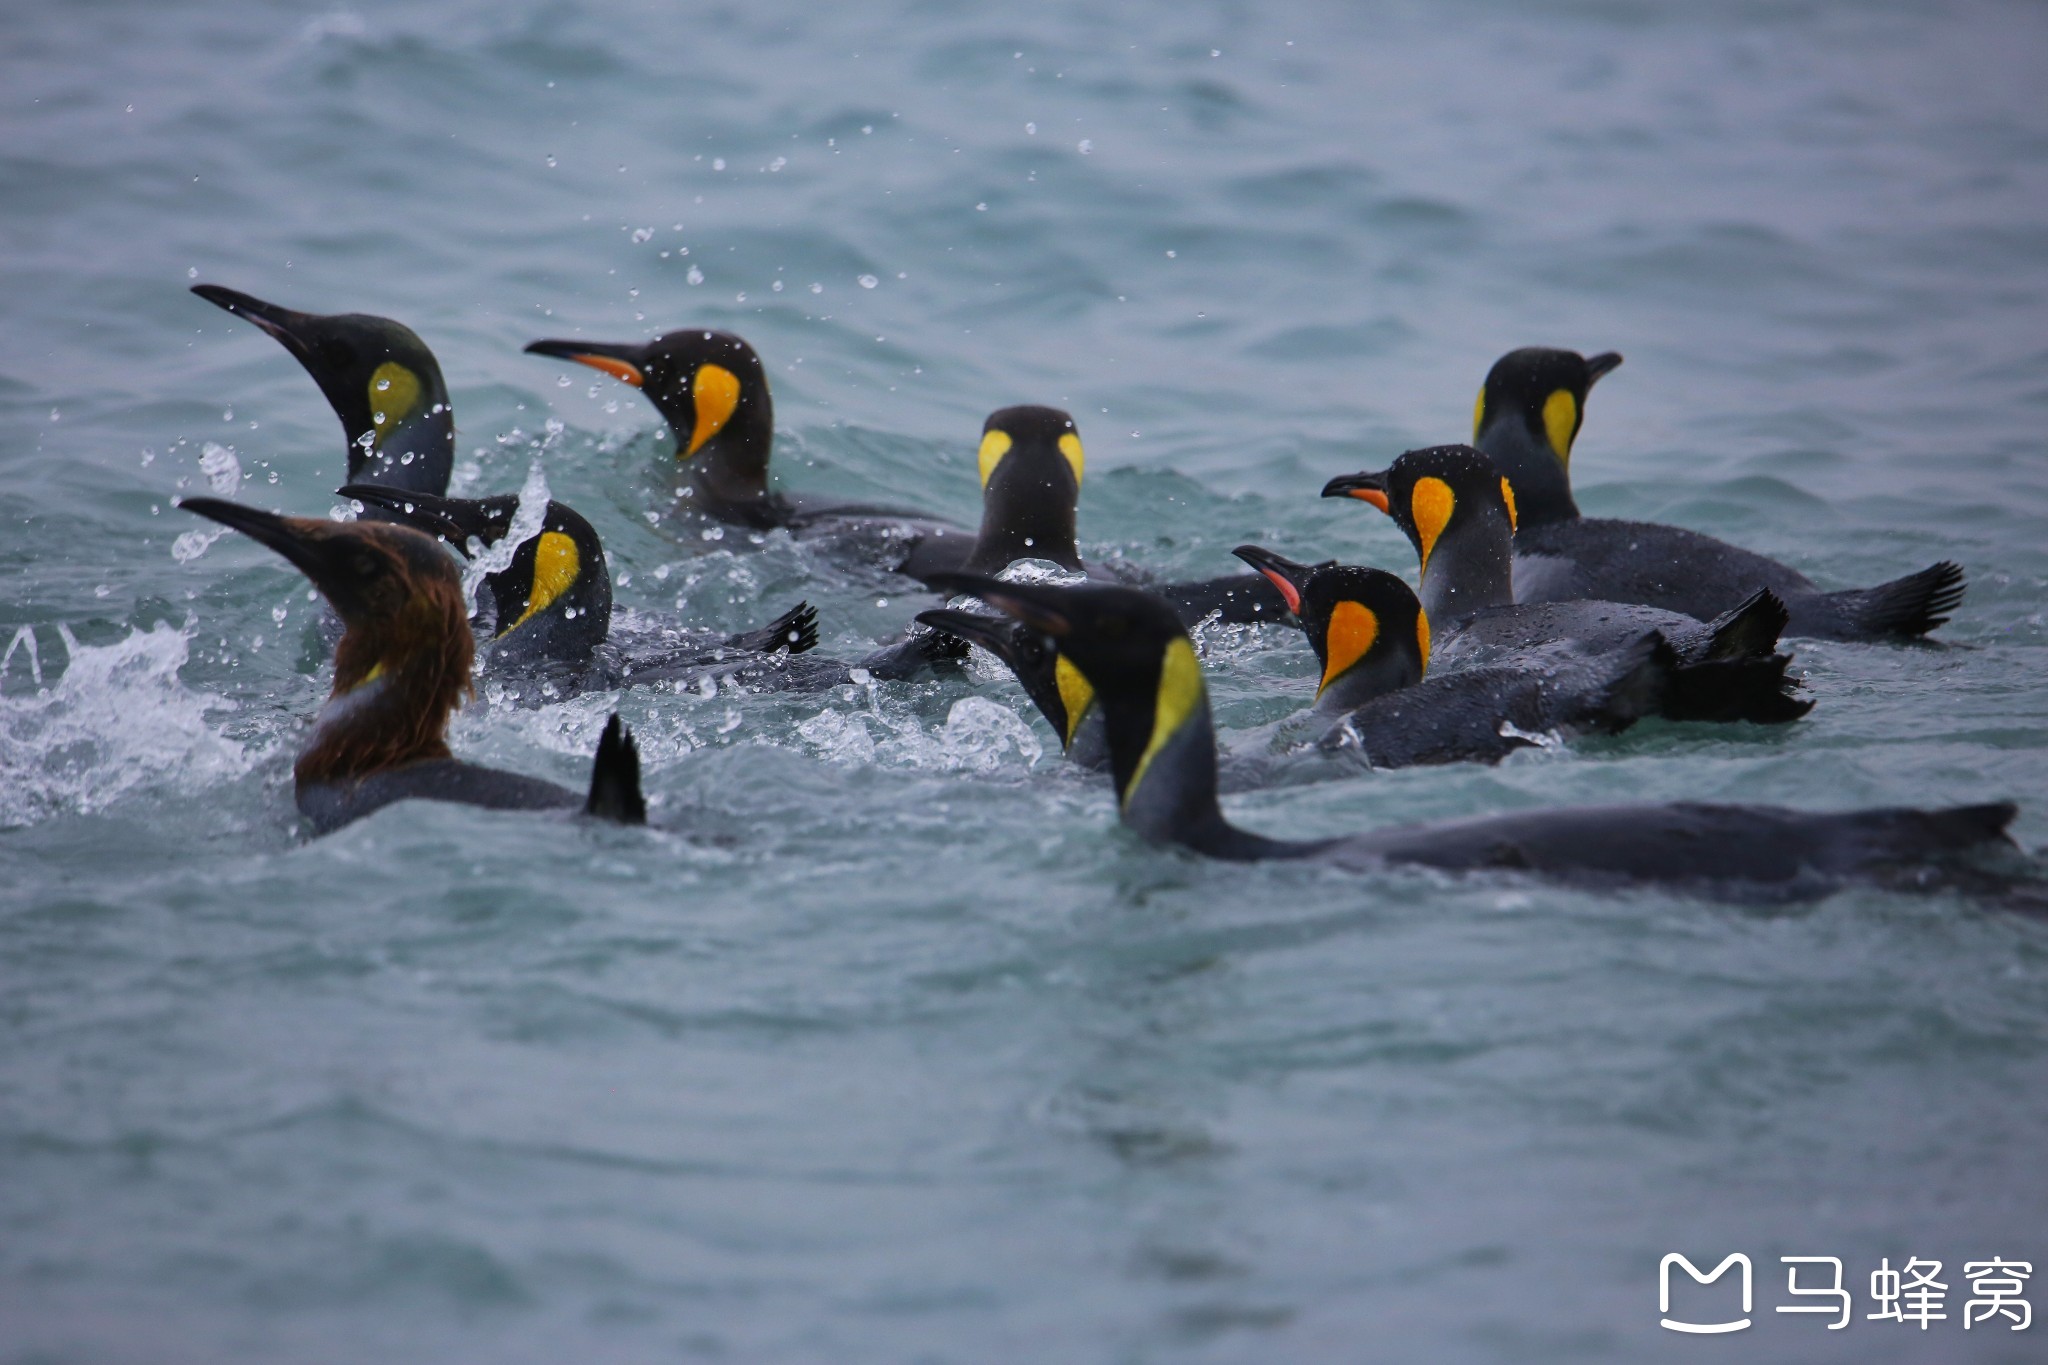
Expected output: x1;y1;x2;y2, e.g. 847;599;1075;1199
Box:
296;597;472;787
1476;417;1578;527
1312;647;1423;716
1107;686;1306;861
1417;514;1516;623
677;397;777;512
963;465;1082;574
349;404;456;496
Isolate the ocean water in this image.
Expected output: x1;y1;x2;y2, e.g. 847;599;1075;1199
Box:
5;0;2048;1360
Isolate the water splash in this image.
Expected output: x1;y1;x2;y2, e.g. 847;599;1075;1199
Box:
460;460;550;613
2;626;44;688
797;692;1042;773
0;623;250;827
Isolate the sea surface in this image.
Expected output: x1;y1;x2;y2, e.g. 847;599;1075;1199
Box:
5;1;2048;1360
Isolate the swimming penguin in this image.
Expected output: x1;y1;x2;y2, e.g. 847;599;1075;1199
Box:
1324;445;1811;725
191;285;454;495
338;484;820;696
177;498;645;832
1473;347;1965;639
894;405;1296;626
1232;546;1671;766
524;328;965;546
931;574;2017;898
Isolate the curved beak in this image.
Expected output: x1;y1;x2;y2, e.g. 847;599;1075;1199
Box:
524;337;649;388
924;573;1073;637
1229;544;1314;615
1586;351;1624;385
916;608;1017;655
337;484;505;556
191;284;320;360
1320;471;1391;513
178;497;361;601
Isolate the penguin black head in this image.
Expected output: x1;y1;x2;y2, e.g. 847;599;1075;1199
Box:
525;329;772;477
964;405;1086;573
191;284;454;491
1472;347;1621;526
1322;445;1516;573
339;484;612;662
928;575;1206;822
1233;548;1428;705
915;607;1096;751
1322;446;1517;620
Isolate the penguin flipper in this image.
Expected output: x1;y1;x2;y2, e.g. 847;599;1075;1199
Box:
1806;561;1966;640
727;600;820;656
584;713;647;824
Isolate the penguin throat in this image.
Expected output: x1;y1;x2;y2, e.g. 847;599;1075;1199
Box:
300;593;473;785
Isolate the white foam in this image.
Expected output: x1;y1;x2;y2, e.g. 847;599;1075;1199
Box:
0;623;252;826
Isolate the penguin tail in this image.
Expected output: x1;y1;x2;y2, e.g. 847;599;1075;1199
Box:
728;600;820;655
1699;588;1791;661
1662;649;1813;725
584;713;647;825
1813;561;1966;640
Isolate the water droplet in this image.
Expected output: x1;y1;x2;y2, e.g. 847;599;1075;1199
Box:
375;376;391;391
810;282;823;294
772;280;784;291
768;156;786;172
687;265;705;285
631;226;653;242
1025;122;1037;134
712;157;726;170
1077;138;1093;154
858;274;879;289
702;526;724;541
545;155;557;167
975;202;987;211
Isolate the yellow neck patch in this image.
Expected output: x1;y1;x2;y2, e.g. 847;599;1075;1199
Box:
1318;600;1380;697
1472;386;1486;442
977;429;1013;487
368;362;421;448
1416;609;1432;677
1058;432;1085;486
1411;476;1455;574
503;530;580;635
687;363;742;457
1053;653;1095;748
1124;636;1204;811
1499;477;1518;531
1542;388;1578;464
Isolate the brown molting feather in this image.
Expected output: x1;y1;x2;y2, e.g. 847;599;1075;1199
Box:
296;541;476;786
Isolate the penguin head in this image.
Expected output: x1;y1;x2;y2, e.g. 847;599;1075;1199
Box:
1234;548;1427;701
340;485;612;658
178;497;472;703
915;607;1096;751
525;329;772;472
1473;347;1621;468
927;575;1205;816
1321;444;1517;576
191;284;452;487
965;405;1086;572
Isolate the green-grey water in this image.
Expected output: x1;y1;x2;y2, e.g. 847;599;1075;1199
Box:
4;1;2047;1360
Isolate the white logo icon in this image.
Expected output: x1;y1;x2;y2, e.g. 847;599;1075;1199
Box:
1661;1253;1753;1334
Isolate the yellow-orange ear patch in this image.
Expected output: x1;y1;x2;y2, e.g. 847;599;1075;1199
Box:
1319;600;1380;696
977;429;1013;487
1058;432;1085;486
502;530;580;635
1415;609;1432;677
1472;386;1486;442
570;354;645;388
1500;477;1518;532
1542;389;1578;464
1411;476;1454;572
368;362;421;445
687;363;741;456
1053;654;1095;748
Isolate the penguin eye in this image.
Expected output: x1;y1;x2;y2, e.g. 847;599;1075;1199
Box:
349;548;389;581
